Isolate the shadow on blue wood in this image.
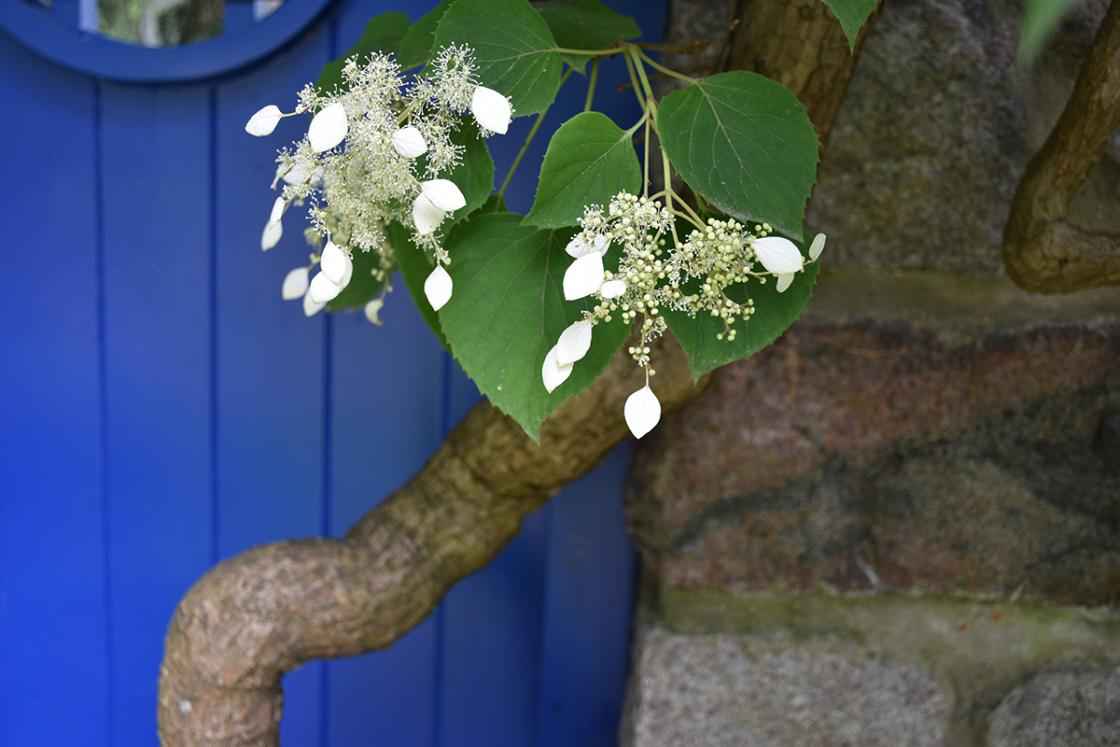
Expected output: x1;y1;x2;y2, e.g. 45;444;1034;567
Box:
0;1;665;744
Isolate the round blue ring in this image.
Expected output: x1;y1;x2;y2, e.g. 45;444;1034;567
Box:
0;1;334;83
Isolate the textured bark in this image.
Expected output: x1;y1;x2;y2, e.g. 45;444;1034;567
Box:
157;2;874;744
729;0;879;145
1004;0;1120;293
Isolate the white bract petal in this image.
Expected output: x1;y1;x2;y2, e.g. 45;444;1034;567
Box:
591;234;610;254
421;179;466;212
309;271;343;304
320;241;352;287
471;86;512;135
281;267;309;300
809;232;827;261
564;236;589;258
391;126;428;159
563;251;605;301
364;298;384;325
600;279;627;299
775;272;795;293
541;346;573;393
308;103;348;153
555;320;593;366
624;385;661;439
303;291;326;317
269;195;287;224
412;193;446;235
424;265;453;311
245;105;282;137
281;161;312;186
753;236;804;275
261;220;283;251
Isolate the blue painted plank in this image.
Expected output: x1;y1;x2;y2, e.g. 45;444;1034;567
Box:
324;3;446;745
99;82;214;746
213;21;336;747
0;33;110;747
536;447;636;747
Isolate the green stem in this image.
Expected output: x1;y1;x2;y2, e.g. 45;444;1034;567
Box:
621;48;647;110
552;46;624;57
584;58;600;112
637;49;698;85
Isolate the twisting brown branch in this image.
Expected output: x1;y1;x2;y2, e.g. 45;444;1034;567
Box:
157;2;874;743
1003;0;1120;293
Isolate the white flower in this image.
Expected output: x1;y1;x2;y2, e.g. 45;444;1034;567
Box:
280;161;312;186
412;193;446;235
364;298;384;325
281;267;309;300
471;86;512;135
303;291;326;317
624;385;661;439
600;279;626;299
424;265;453;311
245;105;282;137
563;251;605;300
261;219;283;251
309;271;343;304
809;232;827;261
555;320;593;365
420;179;466;212
320;240;352;287
541;345;573;393
391;126;428;159
269;195;287;224
775;272;795;293
752;236;804;275
308;102;348;153
564;234;609;259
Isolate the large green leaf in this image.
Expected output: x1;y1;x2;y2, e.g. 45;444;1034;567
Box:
524;112;640;229
433;0;564;116
657;71;820;239
1019;0;1082;65
317;12;410;94
819;0;877;49
665;260;820;378
397;0;453;69
438;212;628;438
537;0;641;72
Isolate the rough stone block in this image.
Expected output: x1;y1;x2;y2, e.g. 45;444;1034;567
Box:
988;667;1120;746
621;625;951;747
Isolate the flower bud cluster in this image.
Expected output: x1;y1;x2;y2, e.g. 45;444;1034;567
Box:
544;191;825;440
245;44;512;318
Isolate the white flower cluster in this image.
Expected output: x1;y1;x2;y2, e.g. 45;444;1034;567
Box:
542;191;825;439
245;45;512;319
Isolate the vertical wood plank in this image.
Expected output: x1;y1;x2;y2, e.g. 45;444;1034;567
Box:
99;82;213;746
536;448;636;747
0;34;110;747
213;22;335;747
325;2;445;745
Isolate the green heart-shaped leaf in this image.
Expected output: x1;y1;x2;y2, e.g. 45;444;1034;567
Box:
525;112;641;229
657;71;819;239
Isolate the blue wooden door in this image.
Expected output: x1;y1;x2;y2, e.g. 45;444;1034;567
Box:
0;1;664;744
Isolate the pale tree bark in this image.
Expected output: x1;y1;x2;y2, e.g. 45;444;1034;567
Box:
1003;0;1120;293
158;2;872;743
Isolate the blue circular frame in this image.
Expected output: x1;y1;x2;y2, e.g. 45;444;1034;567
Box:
0;0;334;83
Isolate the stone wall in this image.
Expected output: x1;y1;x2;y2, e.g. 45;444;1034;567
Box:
621;0;1120;744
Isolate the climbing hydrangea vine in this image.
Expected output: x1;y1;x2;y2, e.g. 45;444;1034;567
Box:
245;0;873;441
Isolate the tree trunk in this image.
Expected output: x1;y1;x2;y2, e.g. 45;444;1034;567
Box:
158;1;872;743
